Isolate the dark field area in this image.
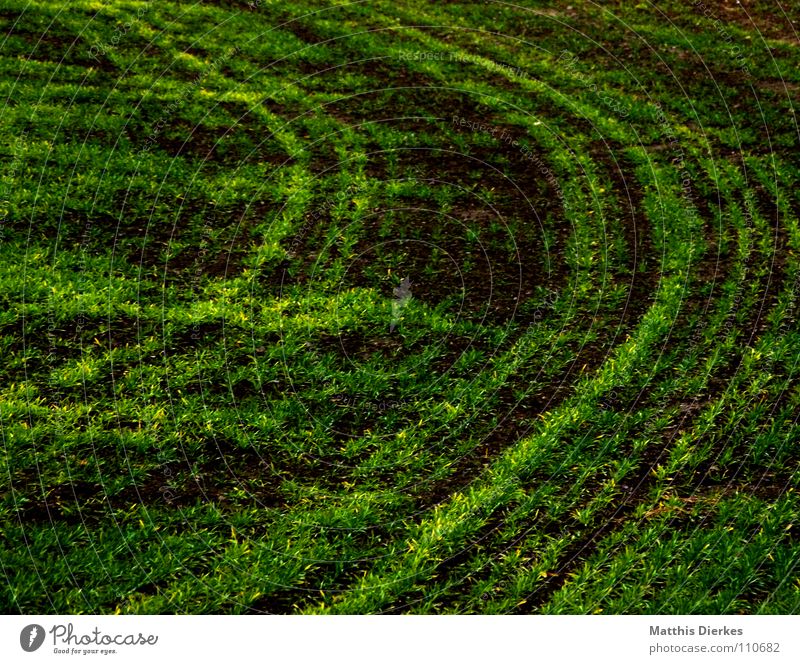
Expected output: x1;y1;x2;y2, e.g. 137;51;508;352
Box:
1;0;799;614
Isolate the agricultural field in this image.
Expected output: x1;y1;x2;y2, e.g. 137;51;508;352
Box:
1;0;799;614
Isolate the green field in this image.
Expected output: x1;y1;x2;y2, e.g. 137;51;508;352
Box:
1;0;799;614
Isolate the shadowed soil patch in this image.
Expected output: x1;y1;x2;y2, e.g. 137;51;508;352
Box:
7;440;292;526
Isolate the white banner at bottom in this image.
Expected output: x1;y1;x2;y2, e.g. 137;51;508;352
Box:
1;615;798;664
